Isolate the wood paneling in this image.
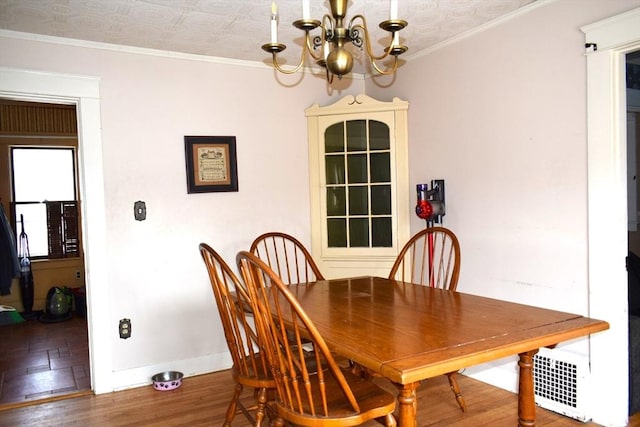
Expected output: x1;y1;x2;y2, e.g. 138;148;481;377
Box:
0;100;77;136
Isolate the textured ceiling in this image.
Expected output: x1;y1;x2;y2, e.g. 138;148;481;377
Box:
0;0;537;73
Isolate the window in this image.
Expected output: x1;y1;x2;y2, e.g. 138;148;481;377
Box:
11;147;79;259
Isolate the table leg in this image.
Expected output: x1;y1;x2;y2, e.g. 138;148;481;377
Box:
396;381;419;426
518;349;539;427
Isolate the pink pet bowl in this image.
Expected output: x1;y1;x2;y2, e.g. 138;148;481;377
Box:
151;371;183;391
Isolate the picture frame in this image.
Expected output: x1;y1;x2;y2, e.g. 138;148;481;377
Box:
184;136;238;193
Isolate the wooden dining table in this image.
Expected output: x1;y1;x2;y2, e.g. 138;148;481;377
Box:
285;276;609;427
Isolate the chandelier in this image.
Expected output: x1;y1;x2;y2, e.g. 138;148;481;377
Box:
261;0;408;83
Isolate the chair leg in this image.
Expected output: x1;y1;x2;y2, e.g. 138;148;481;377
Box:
385;413;397;426
224;383;243;426
446;371;466;412
254;387;268;426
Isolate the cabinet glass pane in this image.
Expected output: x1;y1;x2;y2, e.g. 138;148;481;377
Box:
325;155;345;185
325;123;344;153
370;152;390;183
326;187;346;216
327;218;347;247
369;121;390;150
349;218;369;247
346;120;367;152
372;217;392;247
347;154;367;183
349;186;368;215
370;185;391;215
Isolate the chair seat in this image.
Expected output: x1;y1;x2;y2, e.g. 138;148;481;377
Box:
230;352;275;389
275;367;397;426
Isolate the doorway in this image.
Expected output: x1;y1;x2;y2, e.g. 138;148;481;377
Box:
0;66;112;399
628;48;640;417
0;100;90;407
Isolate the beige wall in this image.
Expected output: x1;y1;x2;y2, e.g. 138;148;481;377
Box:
366;1;640;424
0;34;364;381
370;0;640;307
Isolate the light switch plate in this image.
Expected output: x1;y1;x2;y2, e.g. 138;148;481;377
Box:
134;201;146;221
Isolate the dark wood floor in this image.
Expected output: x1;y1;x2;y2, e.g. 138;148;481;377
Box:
0;365;623;426
0;312;90;408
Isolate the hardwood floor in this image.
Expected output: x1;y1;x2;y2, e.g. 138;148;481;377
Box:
0;367;620;426
0;313;90;408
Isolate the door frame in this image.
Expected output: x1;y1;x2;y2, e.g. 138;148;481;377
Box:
583;7;640;426
0;66;113;394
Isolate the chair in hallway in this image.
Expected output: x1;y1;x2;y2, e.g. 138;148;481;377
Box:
388;226;466;412
237;251;397;426
199;243;275;426
250;232;324;285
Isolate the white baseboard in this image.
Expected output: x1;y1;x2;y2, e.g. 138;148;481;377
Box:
462;357;519;394
106;352;233;393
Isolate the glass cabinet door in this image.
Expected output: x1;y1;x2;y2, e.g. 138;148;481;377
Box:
324;119;392;248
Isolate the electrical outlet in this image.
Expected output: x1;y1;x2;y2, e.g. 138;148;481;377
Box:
76;270;81;279
119;318;131;339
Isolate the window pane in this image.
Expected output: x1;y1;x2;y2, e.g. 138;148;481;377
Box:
325;123;344;153
15;203;48;257
326;187;346;216
327;218;347;247
371;185;391;215
349;186;368;215
12;148;75;201
369;121;390;150
325;155;345;185
349;218;369;247
372;217;392;247
346;120;367;151
347;154;367;183
370;152;390;183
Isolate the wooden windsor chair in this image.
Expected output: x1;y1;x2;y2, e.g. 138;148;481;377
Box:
199;243;275;426
236;250;397;427
388;226;466;412
249;232;324;285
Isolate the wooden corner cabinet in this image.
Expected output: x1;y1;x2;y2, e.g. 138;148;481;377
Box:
305;94;410;279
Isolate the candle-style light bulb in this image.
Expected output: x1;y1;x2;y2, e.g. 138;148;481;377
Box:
302;0;310;19
270;1;278;44
390;0;398;20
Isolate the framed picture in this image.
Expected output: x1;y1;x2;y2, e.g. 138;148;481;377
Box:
184;136;238;193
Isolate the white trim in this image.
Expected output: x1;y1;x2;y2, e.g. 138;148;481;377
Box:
111;353;232;392
0;29;268;69
582;7;640;426
0;66;113;394
582;8;640;52
0;29;365;81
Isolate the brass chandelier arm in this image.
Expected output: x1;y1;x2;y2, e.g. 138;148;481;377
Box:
264;29;323;75
270;51;306;74
349;16;393;62
305;31;324;63
370;55;400;75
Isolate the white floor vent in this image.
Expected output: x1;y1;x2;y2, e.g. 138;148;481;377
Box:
533;348;590;422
